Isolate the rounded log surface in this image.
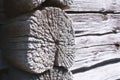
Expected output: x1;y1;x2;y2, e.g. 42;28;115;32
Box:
2;7;74;73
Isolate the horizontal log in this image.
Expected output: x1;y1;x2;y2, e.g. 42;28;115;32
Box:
68;13;120;38
75;33;120;48
71;44;120;71
68;13;120;79
74;20;119;37
71;33;120;72
68;0;120;12
67;13;105;22
68;13;120;23
1;7;74;74
73;62;120;80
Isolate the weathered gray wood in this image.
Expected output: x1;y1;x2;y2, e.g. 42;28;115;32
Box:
1;7;74;74
67;13;120;80
67;13;105;22
71;14;120;68
4;0;45;17
73;62;120;80
67;0;120;12
6;67;72;80
68;13;120;37
68;13;120;24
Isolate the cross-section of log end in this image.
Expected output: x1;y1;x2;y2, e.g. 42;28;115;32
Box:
1;7;75;75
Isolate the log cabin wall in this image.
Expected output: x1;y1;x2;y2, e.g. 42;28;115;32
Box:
0;0;75;80
67;0;120;80
0;0;120;80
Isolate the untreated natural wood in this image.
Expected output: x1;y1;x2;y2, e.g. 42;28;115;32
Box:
73;62;120;80
67;13;120;80
67;0;120;12
6;67;72;80
1;7;74;74
72;18;120;68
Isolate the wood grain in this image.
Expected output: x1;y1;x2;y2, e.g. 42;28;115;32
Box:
67;0;120;12
68;13;120;80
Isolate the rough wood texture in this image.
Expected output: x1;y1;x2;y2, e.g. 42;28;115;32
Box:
67;0;120;78
4;0;45;17
68;13;120;80
67;0;120;12
73;62;120;80
5;67;72;80
1;7;74;74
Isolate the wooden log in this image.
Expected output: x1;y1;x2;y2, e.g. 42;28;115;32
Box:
67;13;120;80
73;62;120;80
1;7;74;74
4;0;45;18
68;13;120;37
65;16;120;70
67;13;105;22
67;0;120;12
5;67;72;80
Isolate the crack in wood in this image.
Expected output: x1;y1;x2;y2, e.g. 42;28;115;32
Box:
78;44;113;49
75;32;114;37
72;58;120;74
66;11;120;14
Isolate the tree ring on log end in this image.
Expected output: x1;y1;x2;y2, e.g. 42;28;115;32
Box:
2;7;75;74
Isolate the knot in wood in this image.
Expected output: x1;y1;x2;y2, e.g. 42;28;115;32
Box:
113;27;120;33
114;42;120;49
